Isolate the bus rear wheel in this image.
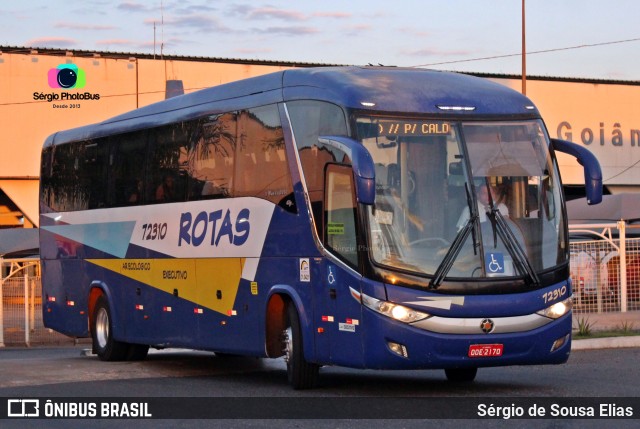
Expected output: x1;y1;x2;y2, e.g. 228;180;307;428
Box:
444;367;478;382
283;303;319;390
91;296;129;361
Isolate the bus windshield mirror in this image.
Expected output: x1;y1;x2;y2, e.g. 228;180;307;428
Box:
551;138;602;205
318;136;376;205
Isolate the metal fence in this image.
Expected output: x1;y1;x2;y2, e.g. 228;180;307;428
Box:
2;224;639;346
1;258;77;347
569;221;640;314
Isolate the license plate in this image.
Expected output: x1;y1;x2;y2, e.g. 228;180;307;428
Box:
468;344;504;358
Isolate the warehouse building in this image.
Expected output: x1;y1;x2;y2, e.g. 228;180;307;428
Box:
1;46;639;228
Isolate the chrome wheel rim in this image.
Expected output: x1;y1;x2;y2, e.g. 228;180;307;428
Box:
283;326;292;364
95;307;109;349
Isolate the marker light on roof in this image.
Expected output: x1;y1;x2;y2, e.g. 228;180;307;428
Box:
360;101;376;107
436;105;476;111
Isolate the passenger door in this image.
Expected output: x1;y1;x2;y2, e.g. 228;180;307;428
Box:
313;164;364;367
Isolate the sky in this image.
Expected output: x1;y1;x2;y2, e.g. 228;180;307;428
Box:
2;0;640;81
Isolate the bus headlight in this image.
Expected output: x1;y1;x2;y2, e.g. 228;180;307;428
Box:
351;288;430;323
537;296;573;319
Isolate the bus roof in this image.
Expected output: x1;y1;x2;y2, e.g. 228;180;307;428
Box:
282;67;537;116
44;66;539;147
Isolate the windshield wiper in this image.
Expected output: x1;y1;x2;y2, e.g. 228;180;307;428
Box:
488;205;540;287
429;184;479;289
481;180;540;287
429;216;476;289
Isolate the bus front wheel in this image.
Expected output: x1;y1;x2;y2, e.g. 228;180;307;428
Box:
283;304;319;389
444;367;478;382
91;296;129;361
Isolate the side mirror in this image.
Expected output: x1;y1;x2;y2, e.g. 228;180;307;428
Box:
551;138;602;205
318;136;376;205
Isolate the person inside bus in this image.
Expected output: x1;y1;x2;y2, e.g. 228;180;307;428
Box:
456;182;508;231
127;178;144;204
155;174;176;202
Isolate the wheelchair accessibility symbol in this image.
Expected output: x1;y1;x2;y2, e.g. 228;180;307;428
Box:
327;266;336;285
485;252;505;274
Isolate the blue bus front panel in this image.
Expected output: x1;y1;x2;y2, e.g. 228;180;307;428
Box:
337;280;575;370
359;310;571;370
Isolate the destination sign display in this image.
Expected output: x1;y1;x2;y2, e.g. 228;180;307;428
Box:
377;120;450;137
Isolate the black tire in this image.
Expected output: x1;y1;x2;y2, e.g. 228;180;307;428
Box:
126;344;150;361
91;295;129;361
445;367;478;382
283;303;319;389
214;352;240;358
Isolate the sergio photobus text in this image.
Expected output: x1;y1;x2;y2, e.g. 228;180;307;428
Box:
33;92;101;102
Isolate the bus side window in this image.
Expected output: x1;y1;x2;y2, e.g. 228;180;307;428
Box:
235;105;294;208
40;146;54;210
324;164;358;267
188;113;236;200
108;131;147;207
49;144;74;211
147;122;192;203
85;140;109;209
50;139;108;211
288;100;349;236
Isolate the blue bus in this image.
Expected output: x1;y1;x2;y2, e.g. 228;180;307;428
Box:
40;67;601;389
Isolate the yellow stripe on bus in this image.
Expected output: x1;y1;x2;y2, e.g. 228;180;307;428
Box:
86;258;245;315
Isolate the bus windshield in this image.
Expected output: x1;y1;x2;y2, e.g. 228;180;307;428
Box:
358;117;565;283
